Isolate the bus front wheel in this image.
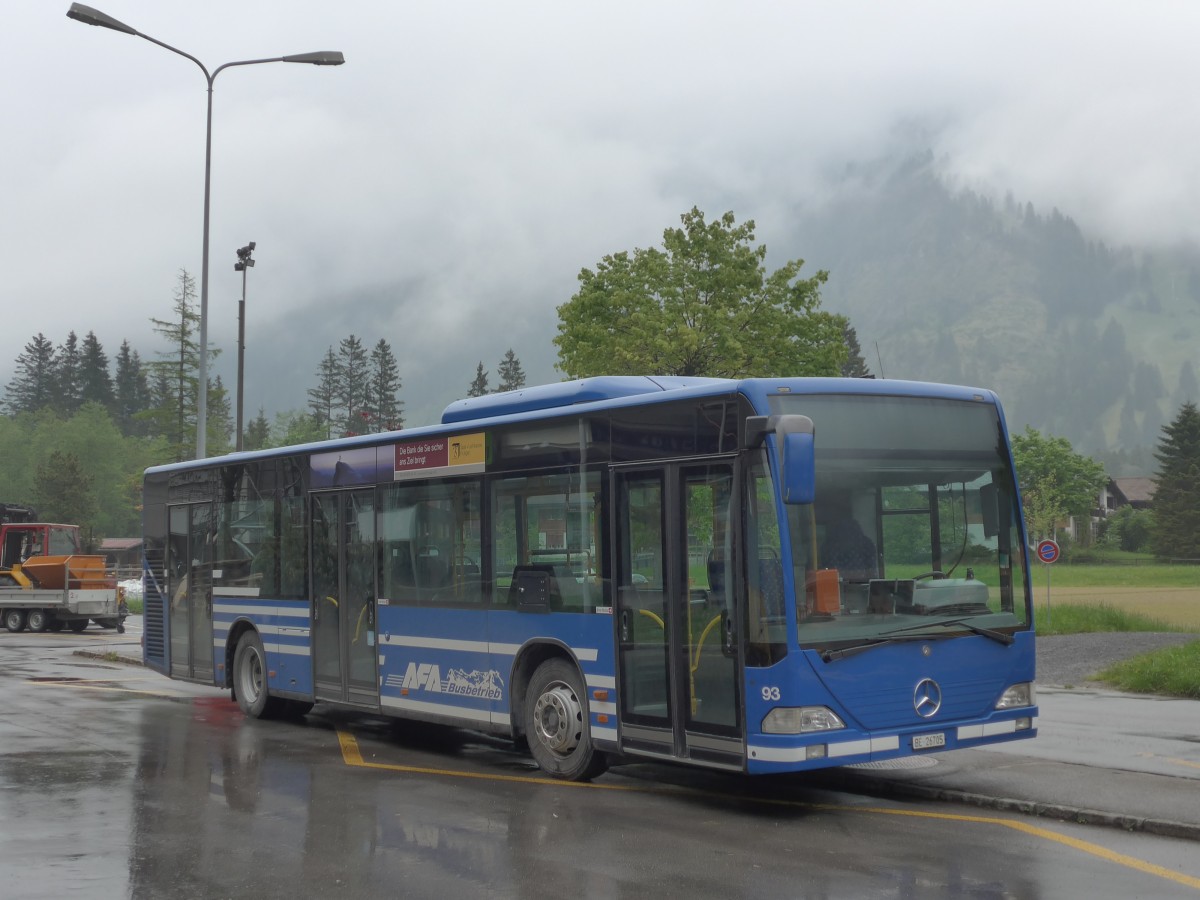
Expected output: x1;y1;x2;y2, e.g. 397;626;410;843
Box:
524;658;607;781
233;631;287;719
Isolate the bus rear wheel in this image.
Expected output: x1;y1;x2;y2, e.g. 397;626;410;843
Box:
233;630;288;719
524;658;607;781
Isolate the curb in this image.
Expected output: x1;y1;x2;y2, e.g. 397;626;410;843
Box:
73;649;145;667
826;771;1200;842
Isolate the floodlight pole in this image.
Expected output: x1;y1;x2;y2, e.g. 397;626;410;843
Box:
66;4;344;459
234;242;256;452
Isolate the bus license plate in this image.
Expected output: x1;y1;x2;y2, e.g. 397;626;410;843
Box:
912;733;945;751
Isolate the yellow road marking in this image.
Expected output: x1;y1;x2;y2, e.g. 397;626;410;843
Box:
337;730;1200;892
1138;751;1200;773
26;679;182;698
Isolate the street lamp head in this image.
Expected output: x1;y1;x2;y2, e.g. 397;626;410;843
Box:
281;51;345;66
66;3;137;36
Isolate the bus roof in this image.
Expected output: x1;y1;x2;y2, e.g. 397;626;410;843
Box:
440;376;732;424
145;376;999;476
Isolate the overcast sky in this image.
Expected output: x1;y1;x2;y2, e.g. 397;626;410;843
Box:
5;1;1200;429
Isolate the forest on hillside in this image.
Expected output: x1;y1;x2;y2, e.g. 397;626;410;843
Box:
0;270;530;541
788;151;1200;473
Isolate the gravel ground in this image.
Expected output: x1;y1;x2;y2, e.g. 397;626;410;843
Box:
1036;632;1199;688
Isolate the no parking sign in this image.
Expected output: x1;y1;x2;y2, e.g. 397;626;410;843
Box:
1036;539;1060;565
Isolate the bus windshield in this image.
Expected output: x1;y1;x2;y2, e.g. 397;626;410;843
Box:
769;393;1030;647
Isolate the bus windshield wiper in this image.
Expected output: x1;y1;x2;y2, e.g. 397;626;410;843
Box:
881;618;1014;646
819;634;931;662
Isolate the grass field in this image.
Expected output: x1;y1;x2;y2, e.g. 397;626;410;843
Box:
1033;565;1200;696
1030;562;1200;630
1033;586;1200;631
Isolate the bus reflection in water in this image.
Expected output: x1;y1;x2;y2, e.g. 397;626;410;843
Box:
141;376;1037;780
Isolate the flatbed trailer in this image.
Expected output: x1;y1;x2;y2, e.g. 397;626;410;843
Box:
0;554;120;633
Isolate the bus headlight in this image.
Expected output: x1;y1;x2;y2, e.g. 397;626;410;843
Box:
995;682;1035;710
762;706;846;735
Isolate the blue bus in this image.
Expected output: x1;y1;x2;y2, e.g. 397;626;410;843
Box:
142;375;1037;780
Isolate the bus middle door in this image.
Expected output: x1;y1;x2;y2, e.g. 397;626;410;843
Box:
613;462;744;770
311;489;378;707
167;502;214;683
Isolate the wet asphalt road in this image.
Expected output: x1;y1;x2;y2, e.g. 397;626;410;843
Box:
2;622;1200;898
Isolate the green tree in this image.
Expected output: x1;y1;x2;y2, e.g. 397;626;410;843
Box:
206;374;233;455
496;349;526;392
366;338;404;432
555;207;845;378
30;403;163;536
113;340;151;437
336;335;368;436
4;333;57;414
245;408;272;451
840;323;871;378
33;449;98;535
145;269;217;461
1101;504;1154;553
273;409;328;447
1010;426;1107;541
467;362;489;397
79;331;114;411
55;331;82;415
307;347;339;440
1151;402;1200;559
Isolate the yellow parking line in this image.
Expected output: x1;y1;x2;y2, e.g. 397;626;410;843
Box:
337;730;1200;892
336;730;644;791
26;679;180;698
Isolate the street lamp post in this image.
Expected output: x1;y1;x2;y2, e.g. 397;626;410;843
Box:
66;4;344;459
234;242;255;452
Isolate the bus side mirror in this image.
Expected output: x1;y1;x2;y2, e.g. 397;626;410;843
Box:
775;415;815;505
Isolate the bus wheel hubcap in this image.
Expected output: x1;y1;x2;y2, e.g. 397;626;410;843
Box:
534;683;581;755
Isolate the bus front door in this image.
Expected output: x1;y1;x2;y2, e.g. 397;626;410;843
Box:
311;490;379;707
613;463;744;770
167;503;214;682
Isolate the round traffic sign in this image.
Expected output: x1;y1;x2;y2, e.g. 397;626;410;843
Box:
1036;539;1060;564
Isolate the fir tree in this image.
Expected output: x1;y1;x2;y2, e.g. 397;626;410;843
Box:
468;362;490;397
307;347;339;440
496;349;526;392
79;331;114;410
207;374;233;455
4;333;57;414
245;408;272;451
840;323;871;378
336;335;369;436
366;338;404;432
146;269;216;460
1151;402;1200;559
55;331;83;414
114;341;151;437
